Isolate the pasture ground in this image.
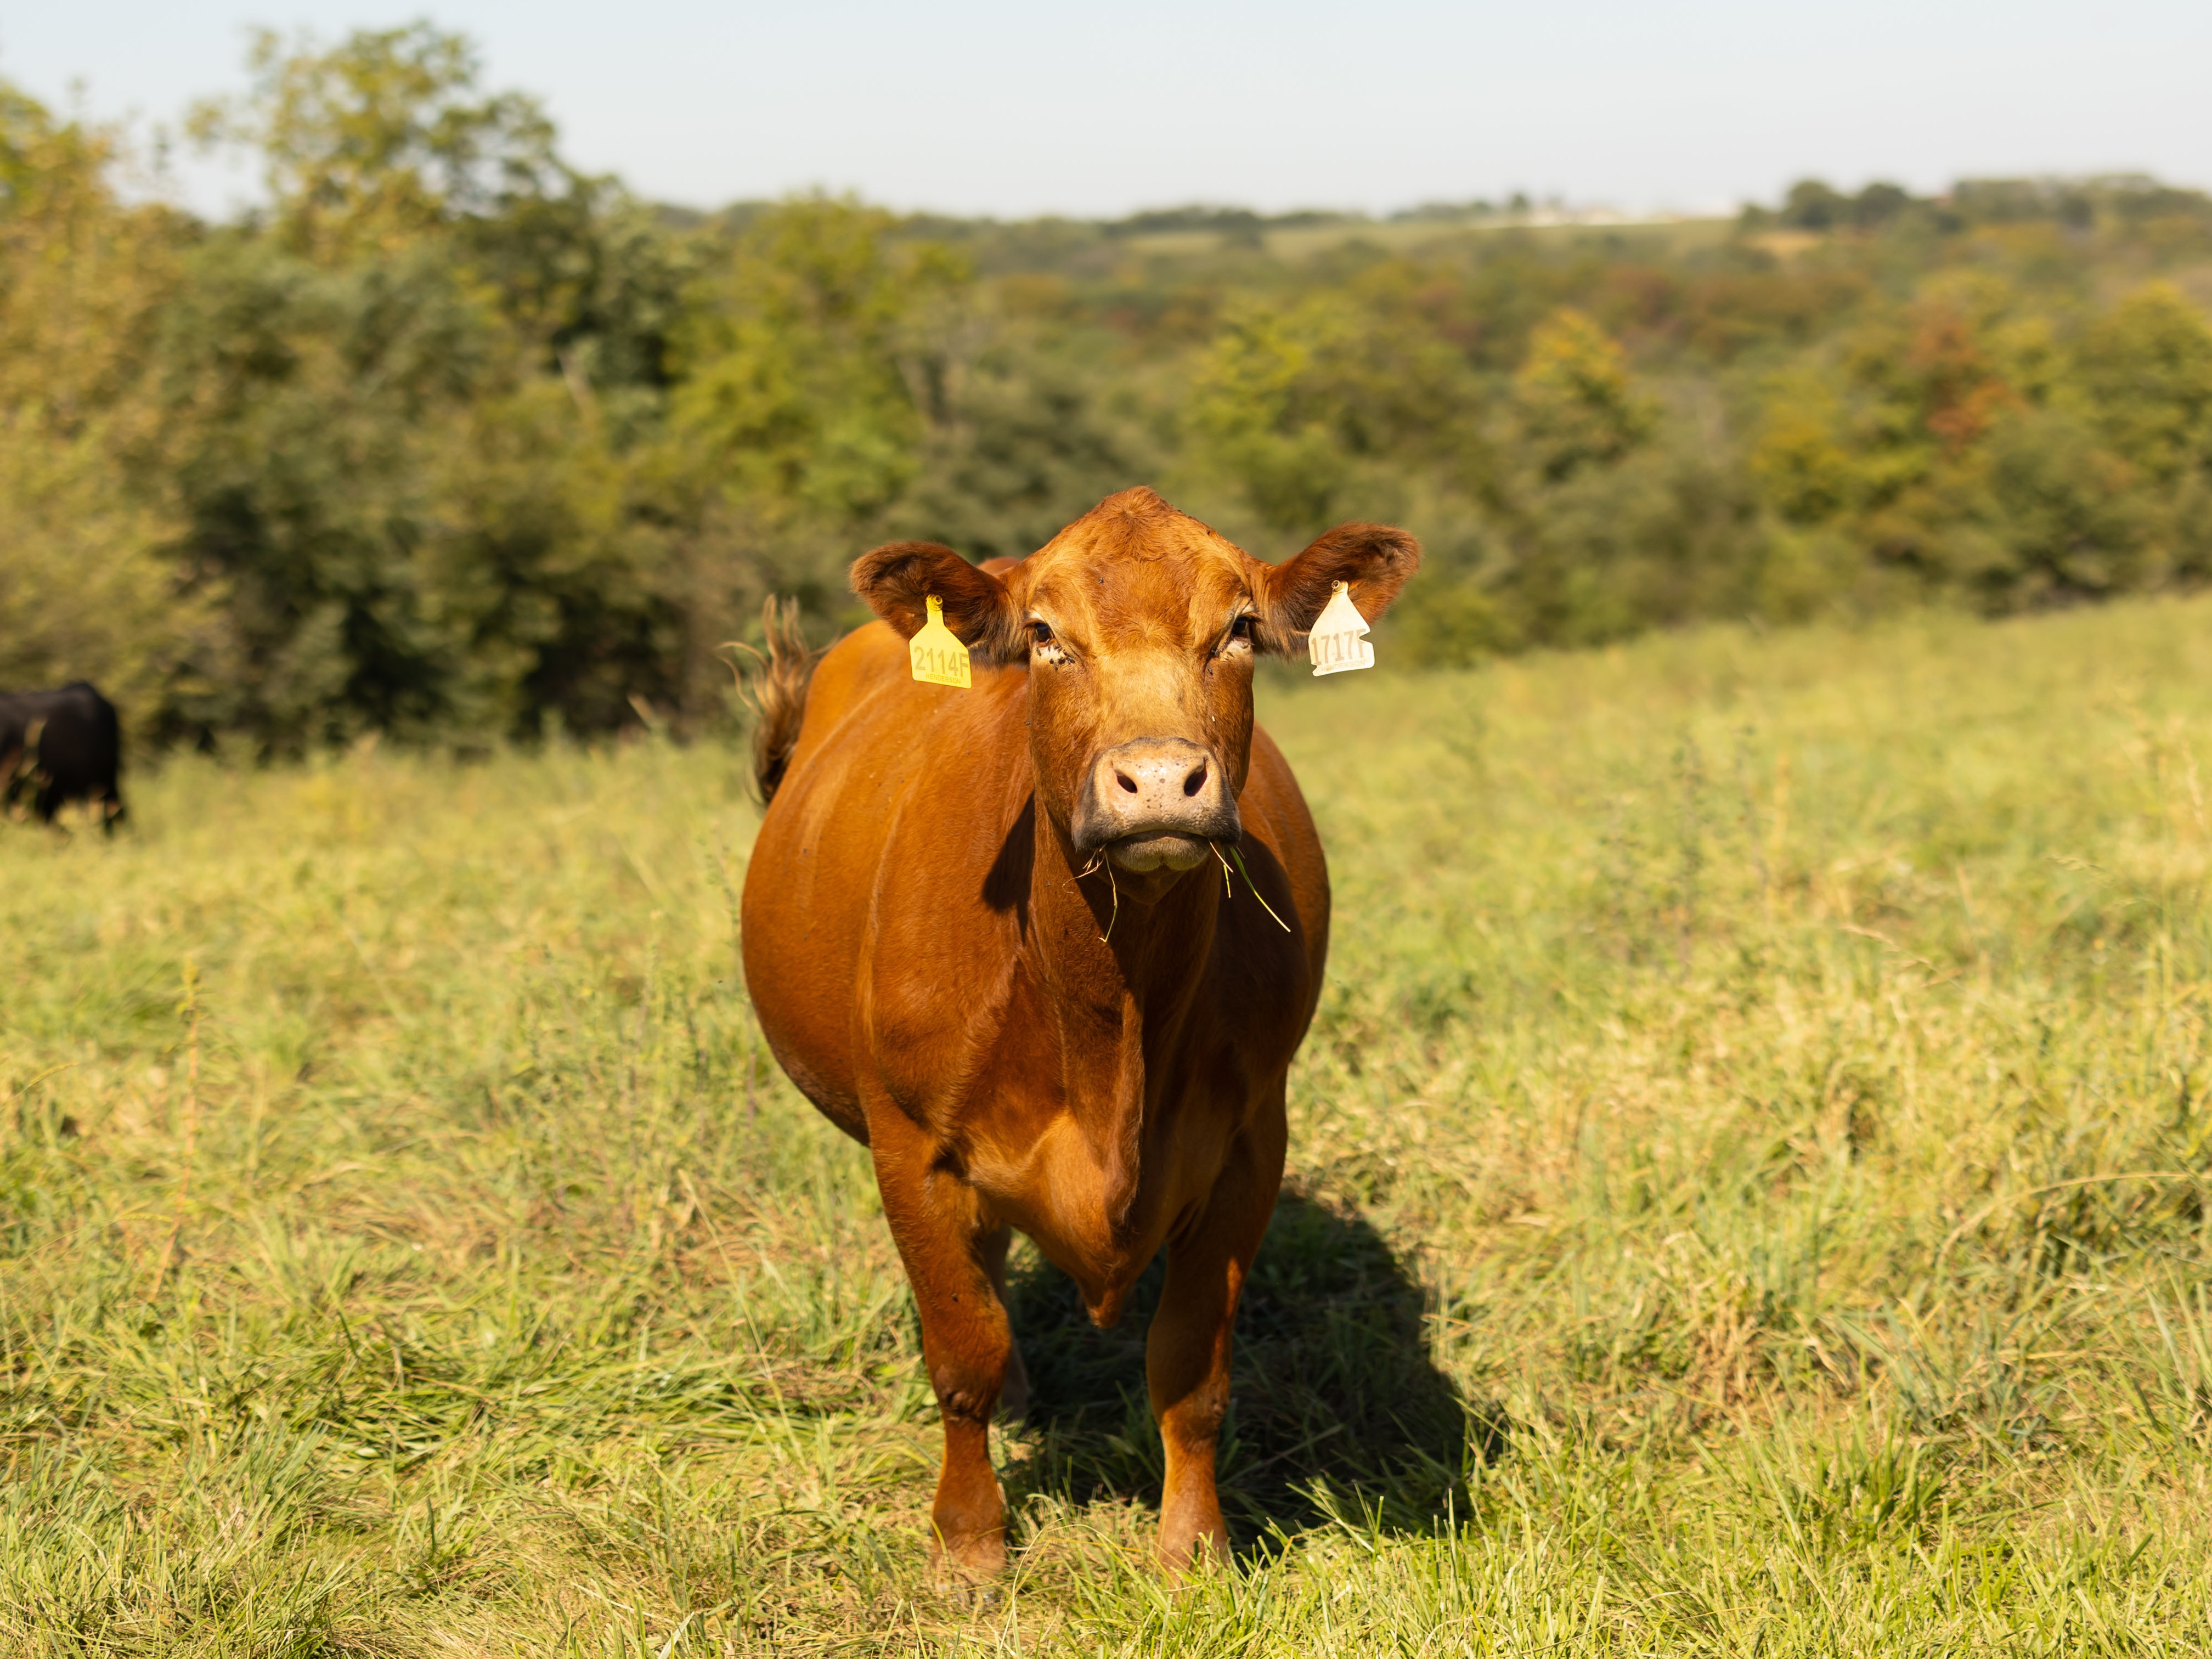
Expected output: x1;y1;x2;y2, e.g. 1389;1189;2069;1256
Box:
8;600;2212;1654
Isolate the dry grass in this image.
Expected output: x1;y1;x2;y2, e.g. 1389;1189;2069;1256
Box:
8;596;2212;1652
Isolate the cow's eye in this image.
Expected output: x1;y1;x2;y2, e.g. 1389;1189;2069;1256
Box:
1029;619;1070;663
1222;614;1256;652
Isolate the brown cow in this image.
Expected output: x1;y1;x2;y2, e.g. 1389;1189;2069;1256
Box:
740;487;1418;1578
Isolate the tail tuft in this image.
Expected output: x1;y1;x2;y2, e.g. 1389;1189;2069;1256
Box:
731;598;817;805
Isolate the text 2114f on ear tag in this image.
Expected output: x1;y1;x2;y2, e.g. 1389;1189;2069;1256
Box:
1308;582;1374;678
909;594;972;689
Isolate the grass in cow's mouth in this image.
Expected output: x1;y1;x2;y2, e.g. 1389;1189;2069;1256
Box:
1215;839;1293;933
10;595;2212;1651
1076;848;1121;941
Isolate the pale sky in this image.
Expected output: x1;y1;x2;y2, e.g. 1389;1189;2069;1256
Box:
3;1;2206;221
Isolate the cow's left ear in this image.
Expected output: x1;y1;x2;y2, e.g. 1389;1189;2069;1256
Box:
850;541;1025;666
1252;522;1422;656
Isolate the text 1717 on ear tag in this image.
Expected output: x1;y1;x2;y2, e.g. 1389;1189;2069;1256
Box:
1308;581;1374;677
909;594;972;689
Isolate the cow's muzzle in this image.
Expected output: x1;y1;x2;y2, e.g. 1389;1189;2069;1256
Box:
1072;737;1240;872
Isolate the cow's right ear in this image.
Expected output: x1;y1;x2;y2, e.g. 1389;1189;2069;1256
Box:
850;541;1025;666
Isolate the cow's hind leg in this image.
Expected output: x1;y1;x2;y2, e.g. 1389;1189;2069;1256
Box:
979;1225;1030;1422
1147;1120;1285;1574
871;1113;1016;1583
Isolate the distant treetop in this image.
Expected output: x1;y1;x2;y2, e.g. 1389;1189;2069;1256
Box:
1741;173;2211;235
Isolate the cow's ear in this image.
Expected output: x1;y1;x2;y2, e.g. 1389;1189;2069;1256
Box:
850;541;1025;666
1251;522;1421;656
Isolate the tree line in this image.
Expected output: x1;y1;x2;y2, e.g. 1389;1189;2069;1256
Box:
4;23;2210;750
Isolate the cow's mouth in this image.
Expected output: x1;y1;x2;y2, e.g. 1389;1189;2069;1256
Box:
1106;831;1214;872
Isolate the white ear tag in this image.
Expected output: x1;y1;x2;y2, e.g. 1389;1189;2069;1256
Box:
1307;581;1374;677
909;594;972;689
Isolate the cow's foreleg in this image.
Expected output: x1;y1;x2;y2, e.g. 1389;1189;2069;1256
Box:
871;1116;1015;1583
1147;1122;1286;1573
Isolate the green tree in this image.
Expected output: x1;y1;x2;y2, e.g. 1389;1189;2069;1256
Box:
1983;408;2151;602
1510;308;1655;481
1186;289;1484;538
888;335;1158;563
0;83;222;721
1186;303;1355;534
156;27;695;746
190;23;566;264
672;199;964;531
2076;284;2212;483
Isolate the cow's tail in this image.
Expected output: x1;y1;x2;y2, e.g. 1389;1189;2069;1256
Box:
733;597;817;806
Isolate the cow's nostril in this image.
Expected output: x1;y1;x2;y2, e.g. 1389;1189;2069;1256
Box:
1182;763;1207;797
1115;770;1139;794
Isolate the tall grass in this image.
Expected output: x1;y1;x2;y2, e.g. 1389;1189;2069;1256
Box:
7;597;2212;1654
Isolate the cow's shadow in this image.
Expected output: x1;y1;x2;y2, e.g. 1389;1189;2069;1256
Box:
1001;1188;1489;1553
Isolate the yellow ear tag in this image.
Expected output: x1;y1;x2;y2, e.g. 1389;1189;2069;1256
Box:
1308;581;1374;677
909;594;972;689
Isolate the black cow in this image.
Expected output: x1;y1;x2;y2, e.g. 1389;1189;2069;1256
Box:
1;682;126;831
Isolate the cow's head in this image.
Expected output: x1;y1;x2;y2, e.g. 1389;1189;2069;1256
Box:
852;488;1419;886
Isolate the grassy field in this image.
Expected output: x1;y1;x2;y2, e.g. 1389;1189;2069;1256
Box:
9;597;2212;1654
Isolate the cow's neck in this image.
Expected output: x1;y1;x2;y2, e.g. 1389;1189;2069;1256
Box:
1029;806;1221;1248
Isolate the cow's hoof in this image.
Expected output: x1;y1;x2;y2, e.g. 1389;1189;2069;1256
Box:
928;1532;1006;1595
936;1577;1003;1611
1157;1528;1232;1581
